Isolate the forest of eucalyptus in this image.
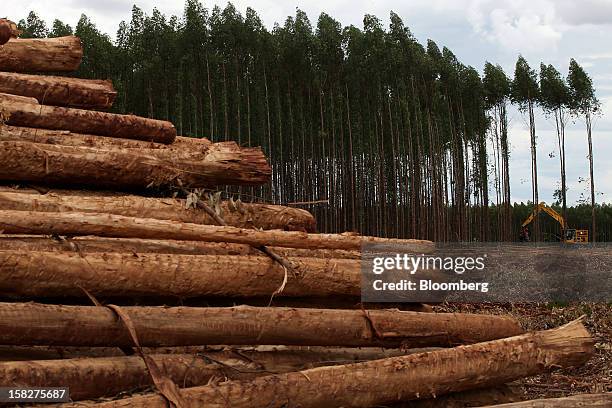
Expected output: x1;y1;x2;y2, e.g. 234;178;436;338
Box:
15;2;610;241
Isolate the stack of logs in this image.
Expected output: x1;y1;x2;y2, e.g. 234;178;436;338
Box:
0;22;608;408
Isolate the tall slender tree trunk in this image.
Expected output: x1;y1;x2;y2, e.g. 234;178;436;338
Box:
586;112;596;242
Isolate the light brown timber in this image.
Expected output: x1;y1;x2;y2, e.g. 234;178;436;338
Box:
0;125;210;150
0;36;82;72
0;190;316;232
0;210;434;251
0;251;364;298
0;236;359;259
0;302;523;348
0;97;176;143
0;348;426;401
0;72;117;109
52;320;593;408
0;141;271;188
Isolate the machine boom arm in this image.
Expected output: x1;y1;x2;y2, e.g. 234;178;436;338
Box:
521;202;567;229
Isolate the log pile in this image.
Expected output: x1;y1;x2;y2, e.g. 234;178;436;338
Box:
0;29;600;408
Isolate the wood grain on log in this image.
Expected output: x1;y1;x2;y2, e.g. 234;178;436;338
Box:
0;141;271;189
0;36;82;72
0;210;434;251
51;320;592;408
0;97;176;143
0;302;523;348
0;72;117;109
0;190;316;232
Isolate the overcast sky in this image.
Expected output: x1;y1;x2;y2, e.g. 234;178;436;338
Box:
4;0;612;205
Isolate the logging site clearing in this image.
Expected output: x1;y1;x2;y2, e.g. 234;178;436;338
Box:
0;5;610;408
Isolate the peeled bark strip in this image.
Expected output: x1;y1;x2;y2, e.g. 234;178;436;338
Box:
0;190;316;232
0;236;360;259
0;210;434;251
0;141;271;188
478;393;612;407
0;302;523;348
0;36;82;72
0;125;210;150
0;98;176;143
0;251;363;298
0;348;420;401
0;72;117;109
55;320;592;408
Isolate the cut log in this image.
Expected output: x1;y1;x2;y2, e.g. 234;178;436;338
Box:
0;125;210;150
0;72;117;109
0;141;271;188
53;319;592;408
0;92;38;105
0;19;20;45
0;251;364;298
0;236;360;259
0;348;422;401
478;393;612;407
0;36;82;72
0;210;434;251
0;190;316;232
0;97;176;143
0;302;523;348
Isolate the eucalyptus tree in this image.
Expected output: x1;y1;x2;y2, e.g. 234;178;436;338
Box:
511;56;540;240
540;63;571;221
483;62;511;241
17;11;48;38
50;20;73;37
568;58;600;241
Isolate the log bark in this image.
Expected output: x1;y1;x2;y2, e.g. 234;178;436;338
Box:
0;72;117;109
0;141;271;189
0;251;364;298
0;302;523;348
0;36;82;72
53;320;593;408
0;97;176;143
0;348;420;401
0;190;316;232
0;125;210;150
0;236;359;259
478;393;612;407
0;210;434;251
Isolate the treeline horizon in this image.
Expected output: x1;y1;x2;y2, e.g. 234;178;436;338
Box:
14;3;606;241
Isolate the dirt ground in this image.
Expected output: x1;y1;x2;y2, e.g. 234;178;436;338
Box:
434;302;612;399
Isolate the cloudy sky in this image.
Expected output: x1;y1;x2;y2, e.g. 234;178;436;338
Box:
4;0;612;205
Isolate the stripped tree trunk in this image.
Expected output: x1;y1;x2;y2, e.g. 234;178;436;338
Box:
0;302;523;348
0;210;434;251
0;348;422;401
0;251;365;298
0;72;117;109
0;141;271;189
394;386;522;408
478;393;611;407
0;191;316;232
0;125;209;150
54;320;592;408
0;36;82;72
0;96;176;143
0;236;360;259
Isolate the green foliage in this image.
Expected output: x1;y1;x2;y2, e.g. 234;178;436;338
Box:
511;55;539;110
567;58;599;115
18;11;48;38
539;63;570;113
50;19;73;37
483;62;510;109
